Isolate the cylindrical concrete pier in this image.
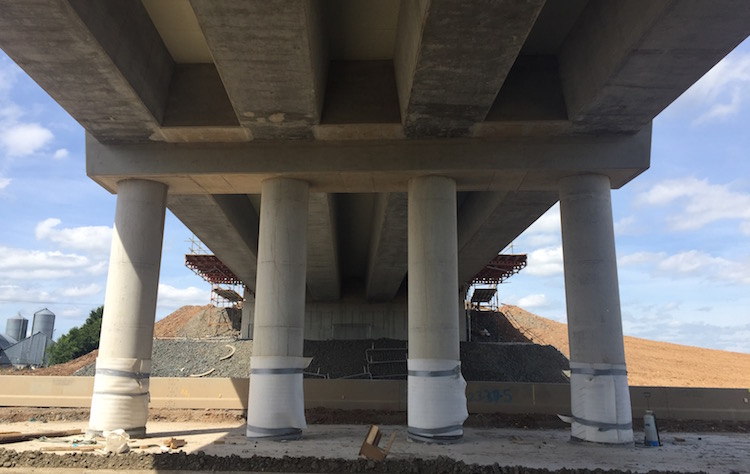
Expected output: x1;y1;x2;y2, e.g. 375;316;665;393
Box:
88;179;168;437
559;174;633;444
407;176;468;443
247;178;310;439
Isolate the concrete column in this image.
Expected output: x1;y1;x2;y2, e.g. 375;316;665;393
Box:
459;286;468;342
240;287;254;340
559;174;633;444
88;179;167;437
407;176;468;443
247;178;309;439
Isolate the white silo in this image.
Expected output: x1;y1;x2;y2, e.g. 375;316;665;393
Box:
5;314;28;341
31;308;55;340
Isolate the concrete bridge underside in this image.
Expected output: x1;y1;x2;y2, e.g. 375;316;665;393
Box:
1;0;748;445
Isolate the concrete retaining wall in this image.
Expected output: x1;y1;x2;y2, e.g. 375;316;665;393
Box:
1;376;748;421
241;300;408;340
304;301;408;340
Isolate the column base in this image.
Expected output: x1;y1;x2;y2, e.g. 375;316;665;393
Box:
571;435;634;446
407;429;463;444
246;426;302;441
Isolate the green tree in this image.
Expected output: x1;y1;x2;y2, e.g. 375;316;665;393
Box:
47;306;103;365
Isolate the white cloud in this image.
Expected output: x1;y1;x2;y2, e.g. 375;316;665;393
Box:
637;177;750;232
619;251;665;267
35;218;113;256
0;245;91;280
53;148;69;159
59;308;84;319
0;59;19;96
517;293;548;308
527;205;560;234
0;284;51;303
525;246;564;277
61;283;102;298
620;249;750;286
673;51;750;125
656;250;730;275
614;215;638;235
1;123;53;156
157;284;208;308
0;176;9;190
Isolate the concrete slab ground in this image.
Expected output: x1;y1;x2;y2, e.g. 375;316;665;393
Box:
0;419;748;473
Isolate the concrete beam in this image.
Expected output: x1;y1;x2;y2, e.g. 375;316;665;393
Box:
365;193;408;301
0;0;173;142
168;194;259;291
307;193;341;301
559;0;750;133
394;0;545;137
457;191;559;285
86;126;652;194
190;0;327;140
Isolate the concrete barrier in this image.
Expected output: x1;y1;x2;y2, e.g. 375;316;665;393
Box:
1;376;748;421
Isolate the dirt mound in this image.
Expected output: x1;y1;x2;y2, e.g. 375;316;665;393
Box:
0;349;99;376
154;305;240;338
499;305;750;388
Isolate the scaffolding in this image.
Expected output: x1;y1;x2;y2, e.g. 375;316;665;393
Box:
185;237;245;309
466;254;527;311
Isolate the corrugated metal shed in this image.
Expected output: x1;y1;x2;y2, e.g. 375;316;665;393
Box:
1;332;52;367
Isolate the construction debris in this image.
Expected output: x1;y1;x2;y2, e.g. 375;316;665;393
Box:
40;446;98;452
189;368;215;378
163;437;186;449
0;429;82;444
358;425;396;461
219;345;236;361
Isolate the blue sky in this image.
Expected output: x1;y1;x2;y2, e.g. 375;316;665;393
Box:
1;39;749;354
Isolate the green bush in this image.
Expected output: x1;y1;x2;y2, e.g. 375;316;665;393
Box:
47;306;103;365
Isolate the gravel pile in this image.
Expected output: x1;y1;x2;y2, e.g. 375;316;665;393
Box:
75;338;568;382
75;339;253;378
73;305;568;382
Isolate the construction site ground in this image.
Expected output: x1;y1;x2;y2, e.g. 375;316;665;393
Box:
0;416;748;473
1;305;749;472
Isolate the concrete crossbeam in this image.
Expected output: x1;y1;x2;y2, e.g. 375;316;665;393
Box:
394;0;545;137
365;193;408;302
86;127;652;194
0;0;173;142
168;194;259;291
190;0;327;140
307;193;341;301
559;0;750;133
457;191;559;284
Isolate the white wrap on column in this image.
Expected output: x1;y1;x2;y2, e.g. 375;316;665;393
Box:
88;357;151;433
246;356;312;438
570;362;633;444
407;359;468;441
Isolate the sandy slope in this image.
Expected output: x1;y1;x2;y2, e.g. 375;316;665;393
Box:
500;305;750;388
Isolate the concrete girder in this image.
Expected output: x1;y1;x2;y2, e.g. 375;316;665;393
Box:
307;193;341;301
86;126;652;195
559;0;750;133
394;0;545;137
0;0;173;143
457;191;559;285
167;194;259;291
189;0;327;140
365;193;408;302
